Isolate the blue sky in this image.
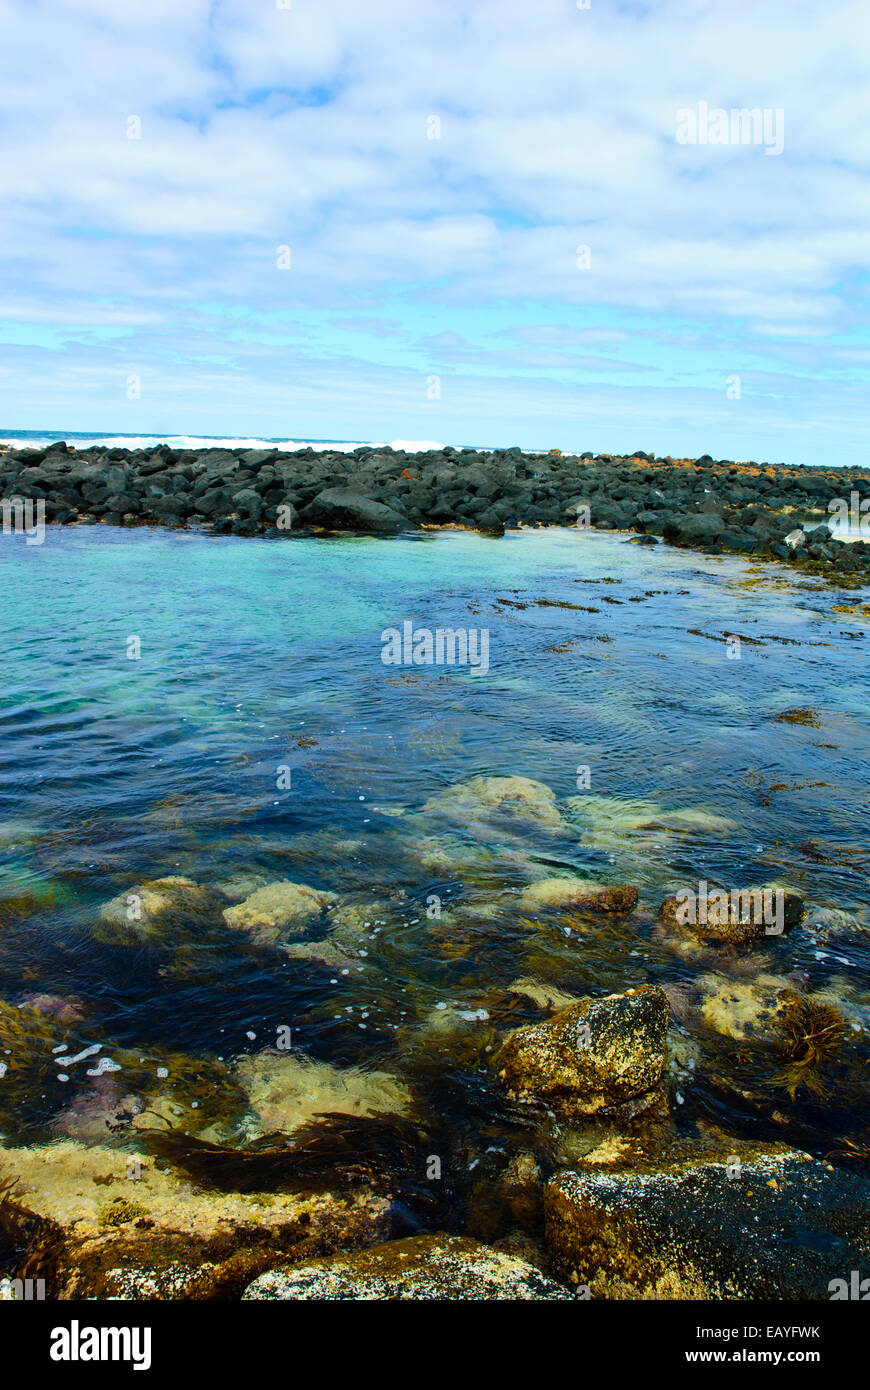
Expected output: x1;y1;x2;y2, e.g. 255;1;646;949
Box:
1;0;868;464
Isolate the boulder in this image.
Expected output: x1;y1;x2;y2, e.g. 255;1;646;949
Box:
521;877;638;914
422;775;563;831
658;884;804;945
545;1145;870;1299
222;879;333;945
243;1233;570;1300
677;513;725;542
301;488;410;533
96;876;219;946
495;985;669;1118
0;1137;397;1300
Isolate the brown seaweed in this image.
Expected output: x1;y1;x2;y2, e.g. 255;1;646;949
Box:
143;1111;430;1193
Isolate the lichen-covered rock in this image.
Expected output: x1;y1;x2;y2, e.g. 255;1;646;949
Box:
658;883;803;945
222;879;333;945
545;1145;870;1299
521;877;638;914
495;985;669;1118
243;1233;570;1299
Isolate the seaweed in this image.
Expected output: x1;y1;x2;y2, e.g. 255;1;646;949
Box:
0;1171;66;1293
143;1111;430;1194
769;992;846;1099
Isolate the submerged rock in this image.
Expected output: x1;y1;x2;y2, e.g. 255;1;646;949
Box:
508;978;583;1012
0;1001;75;1131
658;883;803;945
281;939;361;972
545;1145;870;1299
19;992;86;1025
96;876;220;946
235;1052;413;1139
243;1232;570;1300
222;879;333;945
521;877;638;914
697;972;794;1041
422;775;563;831
495;985;669;1119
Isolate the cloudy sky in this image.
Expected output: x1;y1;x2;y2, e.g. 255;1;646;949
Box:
1;0;868;464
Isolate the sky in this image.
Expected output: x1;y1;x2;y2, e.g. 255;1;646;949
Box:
0;0;869;465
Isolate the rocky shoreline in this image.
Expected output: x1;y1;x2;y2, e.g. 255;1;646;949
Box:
3;440;870;584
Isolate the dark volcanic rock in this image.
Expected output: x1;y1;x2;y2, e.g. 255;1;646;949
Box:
677;513;725;542
301;487;411;533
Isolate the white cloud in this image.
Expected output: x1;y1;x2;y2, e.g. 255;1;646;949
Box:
0;0;867;460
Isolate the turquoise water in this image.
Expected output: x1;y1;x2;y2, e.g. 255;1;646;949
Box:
0;524;869;1171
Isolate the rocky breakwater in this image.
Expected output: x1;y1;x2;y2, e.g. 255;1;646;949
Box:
3;440;870;582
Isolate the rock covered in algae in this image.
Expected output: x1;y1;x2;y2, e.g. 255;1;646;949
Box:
658;883;804;946
243;1233;570;1300
697;972;795;1041
422;775;564;831
545;1144;870;1299
0;1138;398;1299
96;876;221;946
235;1052;413;1139
222;879;333;945
521;876;638;914
508;978;584;1012
496;985;669;1118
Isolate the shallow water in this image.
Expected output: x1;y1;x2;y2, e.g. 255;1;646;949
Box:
1;524;869;1182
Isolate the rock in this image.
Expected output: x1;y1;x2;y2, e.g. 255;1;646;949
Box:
508;978;583;1012
521;877;638;914
677;514;724;542
658;884;804;945
222;879;333;945
235;1052;413;1138
422;775;563;831
545;1145;870;1299
697;973;794;1040
495;986;669;1119
96;876;219;946
0;1138;397;1300
300;488;410;533
243;1233;570;1300
281;939;361;972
